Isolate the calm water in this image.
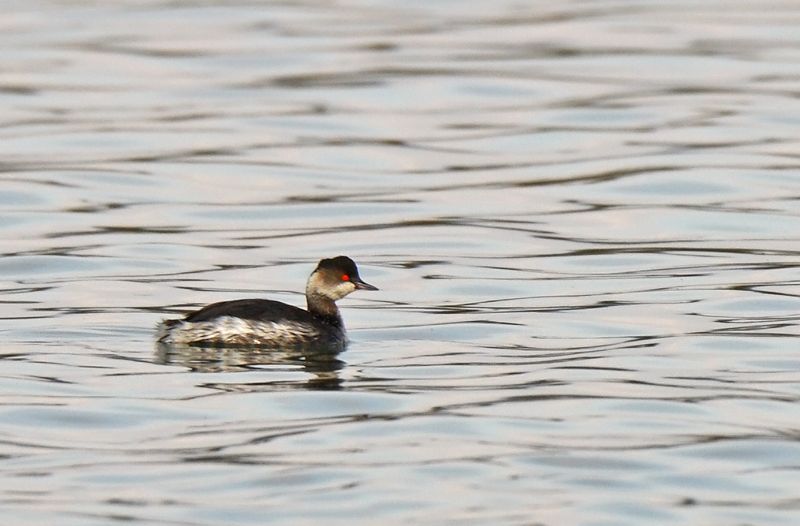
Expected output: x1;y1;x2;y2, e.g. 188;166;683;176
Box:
2;1;800;524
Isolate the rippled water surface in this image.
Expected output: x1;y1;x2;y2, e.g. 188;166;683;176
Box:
2;1;800;524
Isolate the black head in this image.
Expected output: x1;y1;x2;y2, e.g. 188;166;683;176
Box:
308;256;378;300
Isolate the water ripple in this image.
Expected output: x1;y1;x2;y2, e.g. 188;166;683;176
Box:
1;1;800;525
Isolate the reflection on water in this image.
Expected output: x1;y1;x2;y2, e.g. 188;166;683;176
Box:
2;1;800;525
155;342;345;390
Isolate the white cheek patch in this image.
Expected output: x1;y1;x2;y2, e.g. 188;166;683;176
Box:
331;281;356;300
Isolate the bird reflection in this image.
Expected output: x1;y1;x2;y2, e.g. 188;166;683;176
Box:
154;341;345;390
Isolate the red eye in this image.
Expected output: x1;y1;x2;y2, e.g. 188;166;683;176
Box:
341;274;350;281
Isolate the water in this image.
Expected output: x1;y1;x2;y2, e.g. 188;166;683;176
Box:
2;1;800;524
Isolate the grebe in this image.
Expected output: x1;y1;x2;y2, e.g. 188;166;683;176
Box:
156;256;377;348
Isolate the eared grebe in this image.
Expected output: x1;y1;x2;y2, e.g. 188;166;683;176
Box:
156;256;377;348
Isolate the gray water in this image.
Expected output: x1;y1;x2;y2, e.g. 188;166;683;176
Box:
2;1;800;524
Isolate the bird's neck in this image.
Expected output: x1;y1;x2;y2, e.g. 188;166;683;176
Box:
306;293;342;326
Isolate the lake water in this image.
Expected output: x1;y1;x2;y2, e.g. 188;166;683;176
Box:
2;1;800;524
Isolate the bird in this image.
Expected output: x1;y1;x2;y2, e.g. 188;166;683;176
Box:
156;256;377;348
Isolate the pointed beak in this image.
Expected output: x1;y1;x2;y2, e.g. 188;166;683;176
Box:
353;277;378;291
